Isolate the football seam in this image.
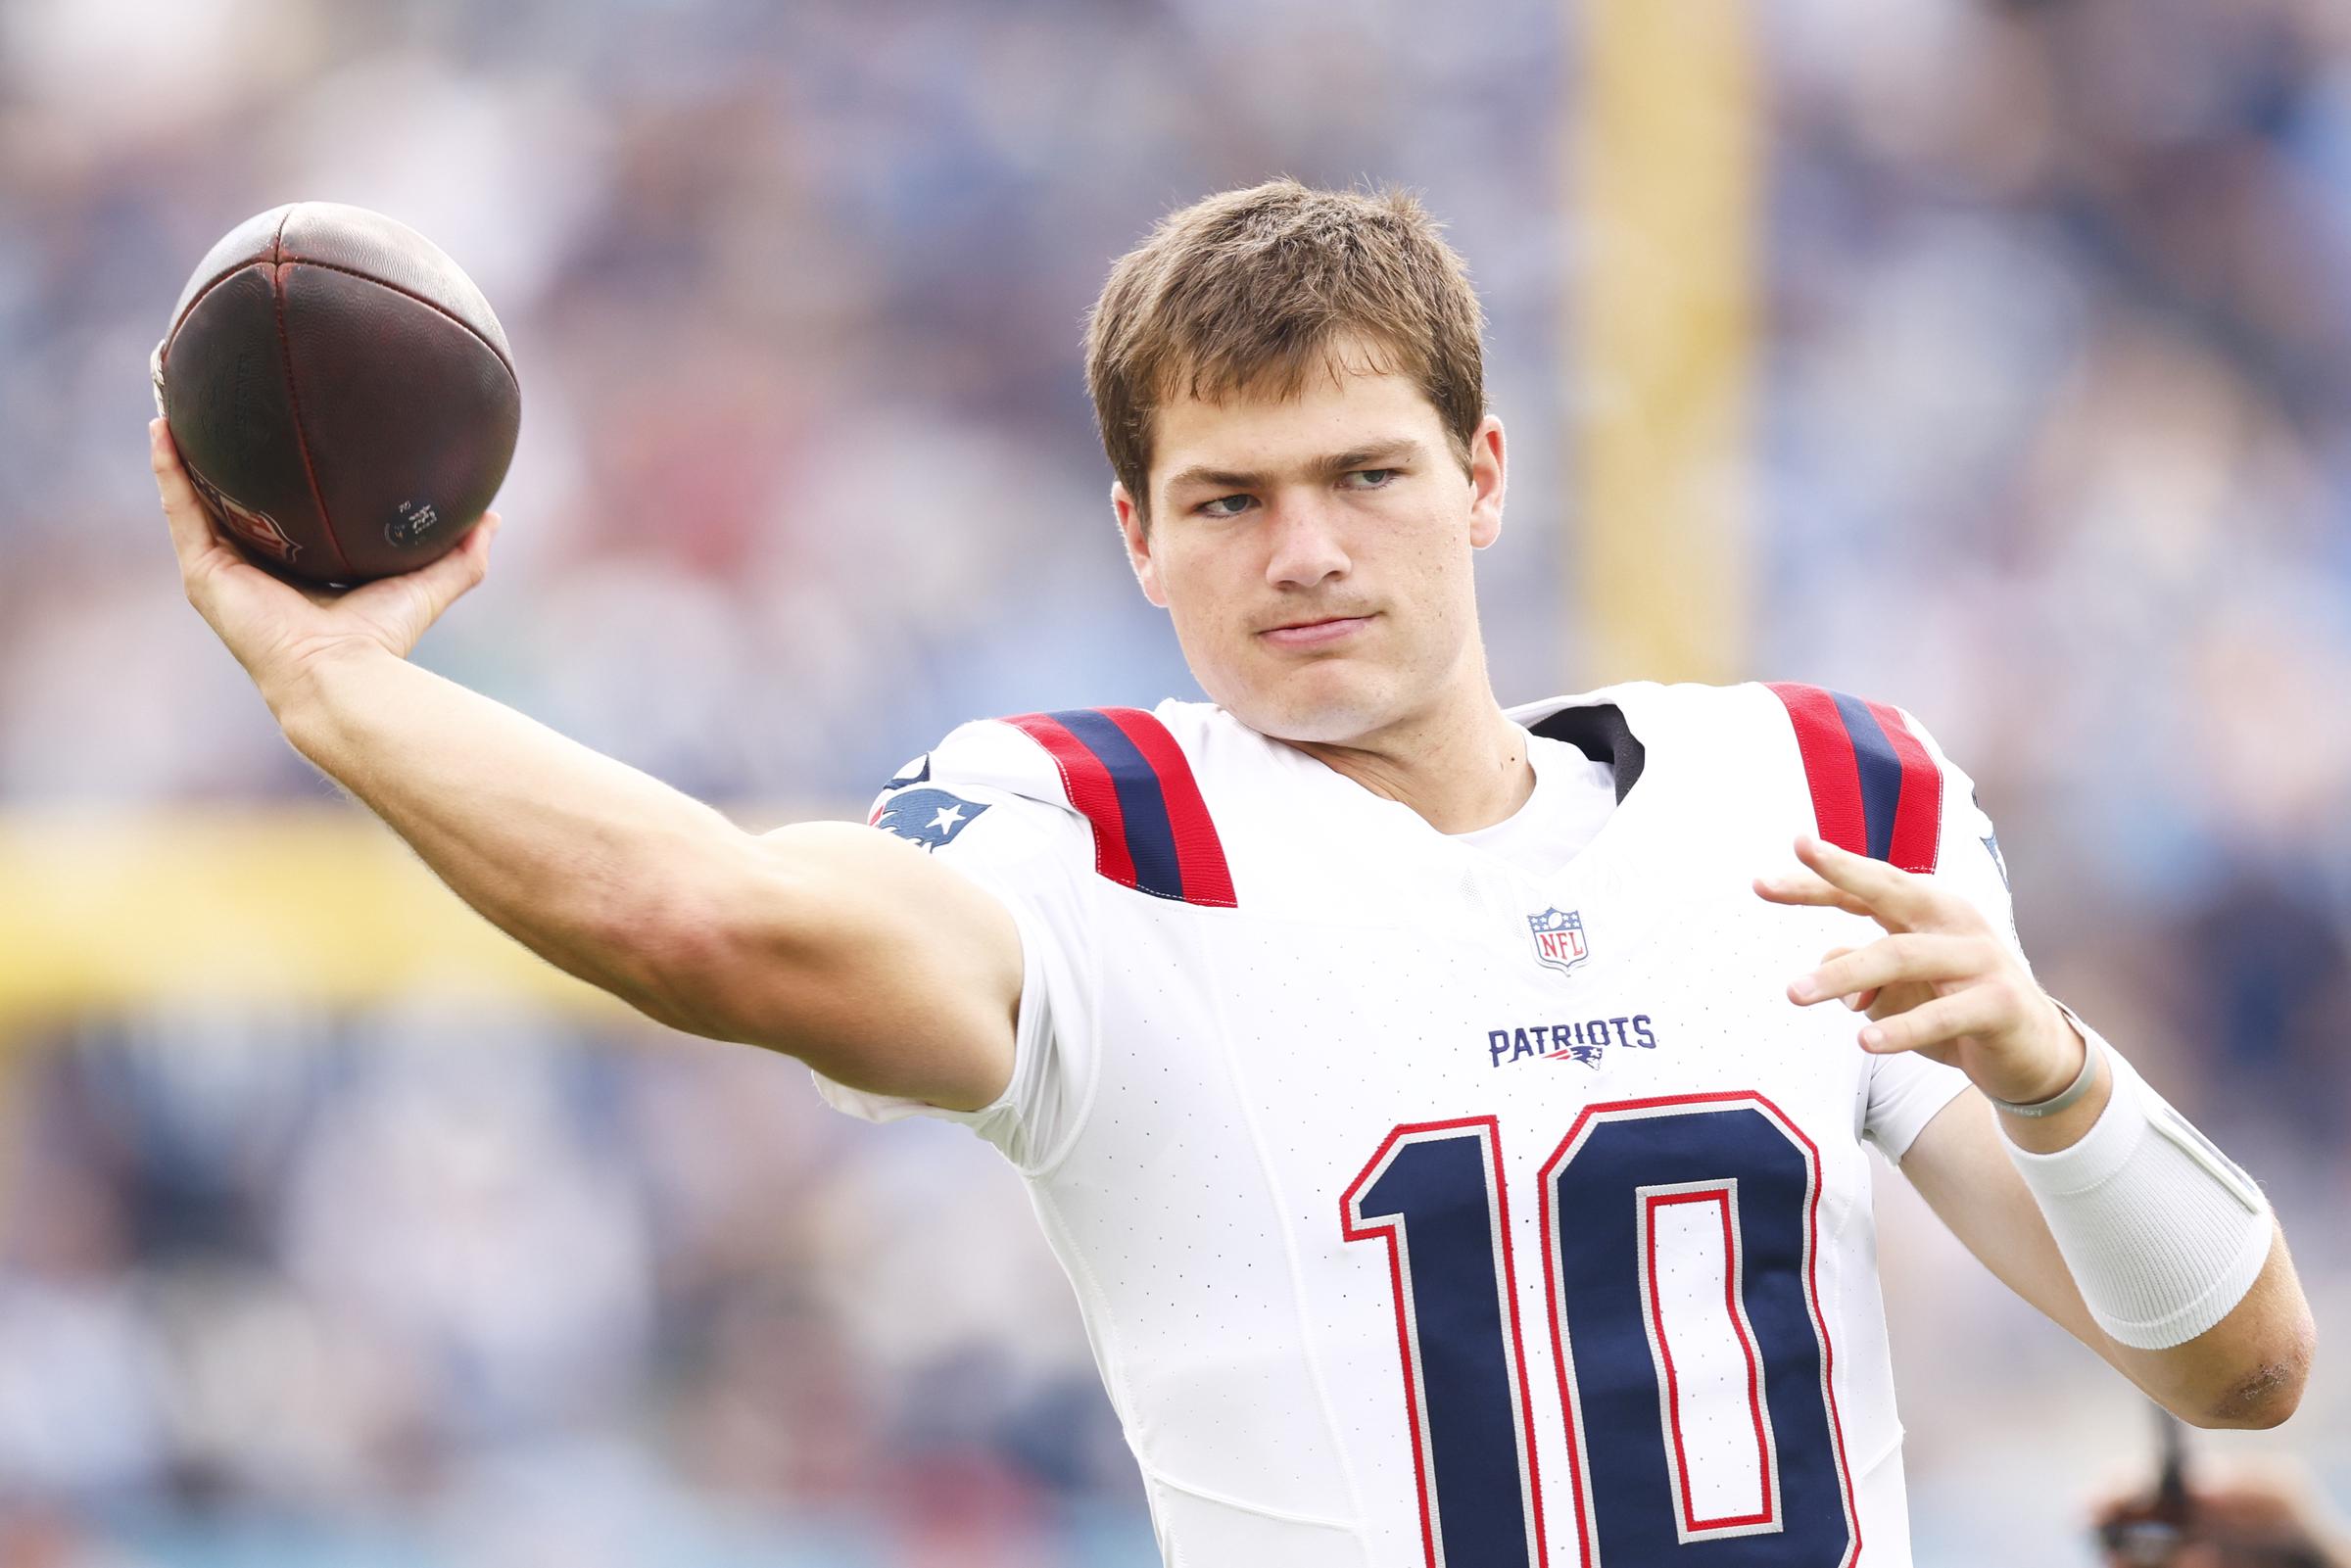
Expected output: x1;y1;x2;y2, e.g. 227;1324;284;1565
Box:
163;204;297;353
270;207;358;580
275;257;518;384
164;259;270;361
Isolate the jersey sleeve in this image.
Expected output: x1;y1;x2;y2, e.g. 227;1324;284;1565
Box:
1855;706;2025;1162
807;720;1098;1175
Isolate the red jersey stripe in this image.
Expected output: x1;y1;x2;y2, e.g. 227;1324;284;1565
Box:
1861;698;1942;874
1098;707;1238;909
999;712;1140;892
1764;683;1870;858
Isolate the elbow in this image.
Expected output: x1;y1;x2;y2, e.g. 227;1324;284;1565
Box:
558;897;712;1036
620;848;815;1046
556;850;744;1038
622;889;772;1042
2190;1311;2317;1431
619;905;739;1040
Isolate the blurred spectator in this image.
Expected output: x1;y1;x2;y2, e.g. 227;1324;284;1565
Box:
2097;1459;2351;1567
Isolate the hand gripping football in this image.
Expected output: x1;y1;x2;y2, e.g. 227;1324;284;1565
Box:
152;202;520;585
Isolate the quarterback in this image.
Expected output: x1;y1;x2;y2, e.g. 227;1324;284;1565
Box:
150;180;2311;1566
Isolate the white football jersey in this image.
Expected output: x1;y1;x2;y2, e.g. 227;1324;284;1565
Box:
820;681;2023;1568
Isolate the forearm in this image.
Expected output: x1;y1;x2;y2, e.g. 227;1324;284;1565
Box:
2001;1022;2311;1424
271;643;743;1016
1909;1093;2312;1427
1958;1005;2311;1423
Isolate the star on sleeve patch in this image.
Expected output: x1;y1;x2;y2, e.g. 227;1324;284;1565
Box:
872;787;990;851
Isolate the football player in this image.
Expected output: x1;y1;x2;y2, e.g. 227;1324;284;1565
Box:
151;179;2311;1567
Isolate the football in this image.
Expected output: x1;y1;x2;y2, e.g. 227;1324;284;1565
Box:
152;202;519;586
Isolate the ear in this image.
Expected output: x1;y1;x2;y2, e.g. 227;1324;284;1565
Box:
1466;414;1507;549
1113;482;1170;608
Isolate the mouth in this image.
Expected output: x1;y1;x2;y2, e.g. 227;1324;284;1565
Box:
1258;613;1375;648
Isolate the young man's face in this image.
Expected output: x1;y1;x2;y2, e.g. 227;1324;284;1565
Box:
1114;355;1506;747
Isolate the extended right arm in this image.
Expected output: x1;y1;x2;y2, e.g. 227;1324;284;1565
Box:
277;645;1022;1108
151;420;1020;1111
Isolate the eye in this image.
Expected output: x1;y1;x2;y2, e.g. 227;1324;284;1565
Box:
1198;494;1254;518
1347;468;1399;489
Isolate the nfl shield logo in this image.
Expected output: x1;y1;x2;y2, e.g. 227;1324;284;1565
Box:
1526;908;1590;976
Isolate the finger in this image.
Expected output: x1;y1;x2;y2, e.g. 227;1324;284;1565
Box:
419;511;497;595
358;511;497;620
1792;834;1954;932
150;418;227;568
1752;868;1876;919
455;510;498;580
1813;946;1878;1011
1792;931;1997;1006
1854;986;2005;1055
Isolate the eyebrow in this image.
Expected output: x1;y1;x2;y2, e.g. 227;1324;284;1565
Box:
1163;438;1430;497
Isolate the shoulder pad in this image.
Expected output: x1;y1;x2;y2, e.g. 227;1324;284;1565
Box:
1763;682;1943;874
883;707;1237;908
996;707;1236;908
887;715;1083;810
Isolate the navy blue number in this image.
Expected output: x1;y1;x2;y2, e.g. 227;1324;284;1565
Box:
1543;1097;1855;1565
1346;1097;1855;1568
1342;1117;1546;1568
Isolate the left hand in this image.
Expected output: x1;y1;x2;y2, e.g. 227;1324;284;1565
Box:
1753;834;2085;1105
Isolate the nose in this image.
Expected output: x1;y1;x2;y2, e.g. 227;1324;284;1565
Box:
1262;495;1351;591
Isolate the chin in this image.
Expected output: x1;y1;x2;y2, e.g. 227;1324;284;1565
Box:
1211;660;1400;746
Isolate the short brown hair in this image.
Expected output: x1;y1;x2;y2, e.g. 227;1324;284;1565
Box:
1083;178;1487;525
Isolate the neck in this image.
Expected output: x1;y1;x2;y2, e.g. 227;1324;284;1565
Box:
1285;694;1534;834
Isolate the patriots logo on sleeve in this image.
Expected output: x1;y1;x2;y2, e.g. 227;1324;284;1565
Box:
872;787;989;851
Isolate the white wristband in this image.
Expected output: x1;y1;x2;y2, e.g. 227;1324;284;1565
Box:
2004;1016;2272;1351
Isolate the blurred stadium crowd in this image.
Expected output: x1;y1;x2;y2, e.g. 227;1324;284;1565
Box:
1;0;2347;1561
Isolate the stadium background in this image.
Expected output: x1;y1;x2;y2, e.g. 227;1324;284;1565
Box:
2;0;2347;1562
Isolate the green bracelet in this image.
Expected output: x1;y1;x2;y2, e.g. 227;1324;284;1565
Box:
1989;1030;2102;1118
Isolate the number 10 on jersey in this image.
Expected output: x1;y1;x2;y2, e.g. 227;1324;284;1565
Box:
1340;1093;1861;1566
